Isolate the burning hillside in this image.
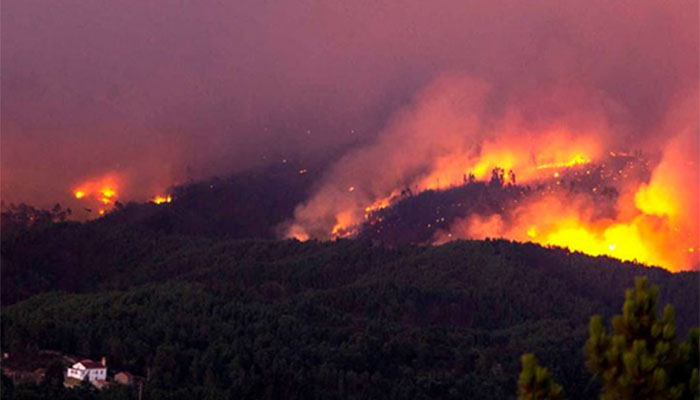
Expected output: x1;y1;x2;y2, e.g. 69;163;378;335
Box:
285;75;699;272
70;172;172;217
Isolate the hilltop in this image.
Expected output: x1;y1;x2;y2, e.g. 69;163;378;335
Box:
1;162;698;400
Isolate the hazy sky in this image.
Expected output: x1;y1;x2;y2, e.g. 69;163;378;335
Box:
2;0;697;207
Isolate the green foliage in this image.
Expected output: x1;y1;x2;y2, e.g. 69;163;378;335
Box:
585;277;699;400
518;277;699;400
2;237;698;400
517;353;565;400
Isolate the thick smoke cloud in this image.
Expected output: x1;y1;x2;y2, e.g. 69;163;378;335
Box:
2;0;697;213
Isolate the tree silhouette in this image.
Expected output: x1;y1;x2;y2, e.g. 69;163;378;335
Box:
490;167;505;187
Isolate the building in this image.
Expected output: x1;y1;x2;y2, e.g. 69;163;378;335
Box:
114;371;135;386
66;358;107;383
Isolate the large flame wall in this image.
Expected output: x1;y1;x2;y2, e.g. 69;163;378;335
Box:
286;76;699;272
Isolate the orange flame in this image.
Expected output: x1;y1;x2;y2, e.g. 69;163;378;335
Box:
72;172;175;216
285;76;698;271
313;130;601;242
71;173;122;215
152;195;172;204
435;135;698;271
292;134;698;271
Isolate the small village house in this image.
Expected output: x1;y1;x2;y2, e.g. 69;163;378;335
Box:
65;357;107;386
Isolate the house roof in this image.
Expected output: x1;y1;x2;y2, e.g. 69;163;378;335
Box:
77;359;104;369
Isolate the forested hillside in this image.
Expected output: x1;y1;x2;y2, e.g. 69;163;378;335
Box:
0;159;325;305
2;162;698;400
2;236;698;399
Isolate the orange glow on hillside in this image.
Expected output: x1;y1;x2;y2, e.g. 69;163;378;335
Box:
432;135;699;271
416;130;600;191
284;77;697;272
364;191;399;215
331;210;359;239
450;192;694;271
72;173;174;217
152;195;172;204
71;173;122;215
316;130;602;242
536;154;591;170
99;187;117;205
289;131;698;271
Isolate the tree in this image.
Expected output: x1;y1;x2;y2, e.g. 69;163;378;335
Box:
517;353;565;400
585;277;699;400
517;277;699;400
490;168;505;187
44;359;66;387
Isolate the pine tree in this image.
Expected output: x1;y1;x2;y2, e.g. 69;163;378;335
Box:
517;277;699;400
517;353;565;400
585;277;699;400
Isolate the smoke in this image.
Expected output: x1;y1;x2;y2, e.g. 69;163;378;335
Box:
281;0;698;270
2;0;697;220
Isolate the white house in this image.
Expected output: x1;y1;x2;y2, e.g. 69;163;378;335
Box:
66;358;107;382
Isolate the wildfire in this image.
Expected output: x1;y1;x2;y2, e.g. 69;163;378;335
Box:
331;210;358;239
284;76;698;272
306;131;601;242
364;191;400;216
99;188;117;205
536;154;591;170
434;137;698;271
72;172;175;216
74;186;118;204
152;195;172;204
414;131;600;192
289;140;698;271
71;173;122;215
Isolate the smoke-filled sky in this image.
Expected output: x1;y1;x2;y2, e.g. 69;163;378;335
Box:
2;0;698;208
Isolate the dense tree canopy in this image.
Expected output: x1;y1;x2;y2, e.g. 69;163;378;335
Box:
2;235;698;399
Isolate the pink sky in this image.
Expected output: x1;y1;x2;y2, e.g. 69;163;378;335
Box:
2;0;697;207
